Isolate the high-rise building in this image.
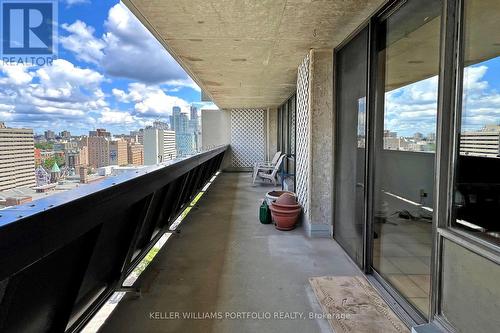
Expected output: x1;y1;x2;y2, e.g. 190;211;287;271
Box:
153;120;169;130
109;139;128;166
89;128;111;138
44;130;55;141
143;128;176;165
171;106;196;156
460;125;500;157
189;106;201;151
0;122;36;191
127;142;144;166
170;106;182;132
190;105;198;121
88;136;109;168
60;130;71;139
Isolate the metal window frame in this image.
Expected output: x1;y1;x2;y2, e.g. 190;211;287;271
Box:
333;0;500;330
277;93;298;181
332;0;461;327
433;0;500;328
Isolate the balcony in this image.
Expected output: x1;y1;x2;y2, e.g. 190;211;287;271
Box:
96;172;360;333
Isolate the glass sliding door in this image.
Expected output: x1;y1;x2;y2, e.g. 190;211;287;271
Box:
371;0;442;319
334;27;368;268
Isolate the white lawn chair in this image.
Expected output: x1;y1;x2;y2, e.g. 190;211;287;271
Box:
254;154;285;186
252;151;281;183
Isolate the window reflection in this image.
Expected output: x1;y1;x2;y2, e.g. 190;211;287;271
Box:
453;0;500;245
372;0;442;318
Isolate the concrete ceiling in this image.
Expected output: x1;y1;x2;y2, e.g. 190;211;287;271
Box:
382;0;500;91
123;0;386;109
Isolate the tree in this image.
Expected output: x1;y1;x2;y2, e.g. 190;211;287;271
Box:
35;142;53;150
43;155;65;170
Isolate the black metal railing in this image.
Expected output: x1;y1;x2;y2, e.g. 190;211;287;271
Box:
0;146;227;333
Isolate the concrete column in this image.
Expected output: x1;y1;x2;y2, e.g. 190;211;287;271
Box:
305;49;334;237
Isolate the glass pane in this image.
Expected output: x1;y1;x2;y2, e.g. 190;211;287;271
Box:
334;27;368;268
452;0;500;245
372;0;442;319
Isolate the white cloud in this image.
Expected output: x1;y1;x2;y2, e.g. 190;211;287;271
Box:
60;20;105;64
0;60;106;125
385;63;500;136
63;0;90;7
60;3;189;85
0;63;33;85
114;83;190;117
164;78;201;92
99;108;135;124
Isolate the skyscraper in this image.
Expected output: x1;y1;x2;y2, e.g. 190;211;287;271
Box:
171;106;196;156
44;130;55;141
189;106;201;151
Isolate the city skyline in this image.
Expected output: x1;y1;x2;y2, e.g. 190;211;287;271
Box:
0;0;217;136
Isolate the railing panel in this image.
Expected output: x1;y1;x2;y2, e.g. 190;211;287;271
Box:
0;146;227;333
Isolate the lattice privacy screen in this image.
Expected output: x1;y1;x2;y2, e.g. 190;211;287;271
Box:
295;54;310;215
230;109;266;168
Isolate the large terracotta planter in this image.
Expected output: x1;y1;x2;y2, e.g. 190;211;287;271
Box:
270;193;301;231
269;205;301;230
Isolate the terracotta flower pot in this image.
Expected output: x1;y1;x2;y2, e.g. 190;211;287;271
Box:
271;202;301;210
275;193;297;205
269;205;301;231
265;191;296;206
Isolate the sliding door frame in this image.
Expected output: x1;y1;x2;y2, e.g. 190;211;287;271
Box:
334;0;454;327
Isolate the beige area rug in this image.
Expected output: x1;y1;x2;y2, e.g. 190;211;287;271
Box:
309;276;410;333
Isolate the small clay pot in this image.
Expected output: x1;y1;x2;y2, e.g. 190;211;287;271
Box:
276;193;297;205
265;191;296;206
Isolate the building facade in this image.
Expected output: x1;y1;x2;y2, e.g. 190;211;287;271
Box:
127;142;144;166
0;123;36;191
460;125;500;157
109;139;128;166
88;136;109;168
143;128;176;165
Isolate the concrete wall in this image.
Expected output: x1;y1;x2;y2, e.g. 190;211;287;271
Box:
201;109;231;169
441;239;500;333
201;109;231;148
380;150;435;210
306;49;334;237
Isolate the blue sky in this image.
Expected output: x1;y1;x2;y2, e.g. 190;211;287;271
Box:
1;0;499;138
0;0;217;135
385;58;500;137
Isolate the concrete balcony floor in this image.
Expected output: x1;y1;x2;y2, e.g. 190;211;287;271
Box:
99;172;361;333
